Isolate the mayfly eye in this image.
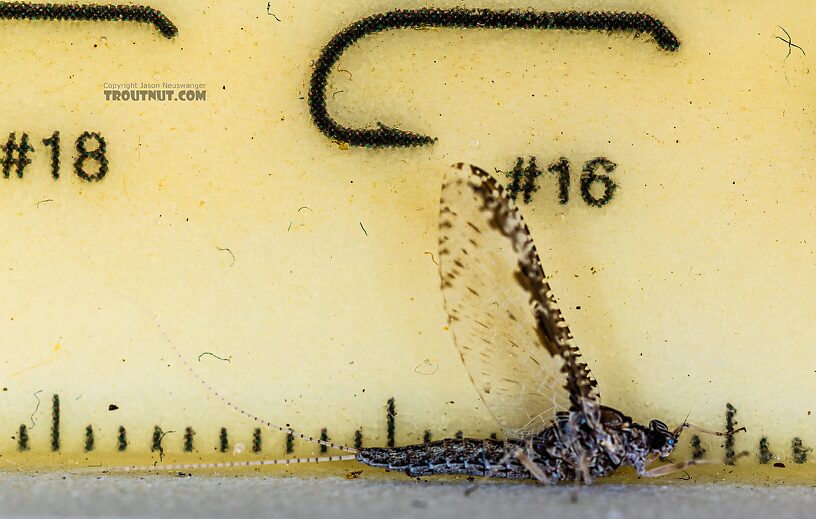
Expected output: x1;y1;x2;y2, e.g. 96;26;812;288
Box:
667;438;676;445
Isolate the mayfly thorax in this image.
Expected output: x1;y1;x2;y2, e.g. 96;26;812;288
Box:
100;164;741;483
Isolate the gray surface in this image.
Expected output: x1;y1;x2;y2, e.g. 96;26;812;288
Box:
1;473;815;519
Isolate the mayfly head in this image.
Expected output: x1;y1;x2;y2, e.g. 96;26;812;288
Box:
647;419;678;458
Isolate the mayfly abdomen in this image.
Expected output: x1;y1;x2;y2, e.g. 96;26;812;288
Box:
357;438;530;479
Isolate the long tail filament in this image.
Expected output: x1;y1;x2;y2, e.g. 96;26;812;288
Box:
153;316;357;454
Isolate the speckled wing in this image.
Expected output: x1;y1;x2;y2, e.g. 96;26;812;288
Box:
438;163;598;438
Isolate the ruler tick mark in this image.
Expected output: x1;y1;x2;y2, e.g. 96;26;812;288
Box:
17;424;29;451
184;427;195;452
759;437;773;464
151;426;168;460
84;425;95;452
50;394;60;452
319;428;328;454
117;426;128;452
219;427;229;453
792;437;810;464
725;403;737;465
386;398;396;448
252;428;262;453
690;435;706;460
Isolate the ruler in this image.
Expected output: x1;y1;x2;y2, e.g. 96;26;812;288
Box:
0;1;815;475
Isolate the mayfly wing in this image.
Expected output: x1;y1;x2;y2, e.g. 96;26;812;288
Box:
438;163;598;438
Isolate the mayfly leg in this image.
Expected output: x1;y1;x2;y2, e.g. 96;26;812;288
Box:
641;451;751;478
513;446;549;483
577;451;592;485
151;315;357;454
673;422;747;437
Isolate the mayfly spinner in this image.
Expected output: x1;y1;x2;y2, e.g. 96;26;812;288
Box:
357;163;740;483
103;164;740;483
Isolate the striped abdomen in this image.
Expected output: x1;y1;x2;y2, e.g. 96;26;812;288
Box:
357;438;531;479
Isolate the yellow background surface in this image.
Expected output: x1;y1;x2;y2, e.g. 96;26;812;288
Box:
0;1;814;475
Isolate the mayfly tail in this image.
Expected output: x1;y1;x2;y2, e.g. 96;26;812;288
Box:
84;455;359;474
152;316;358;454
